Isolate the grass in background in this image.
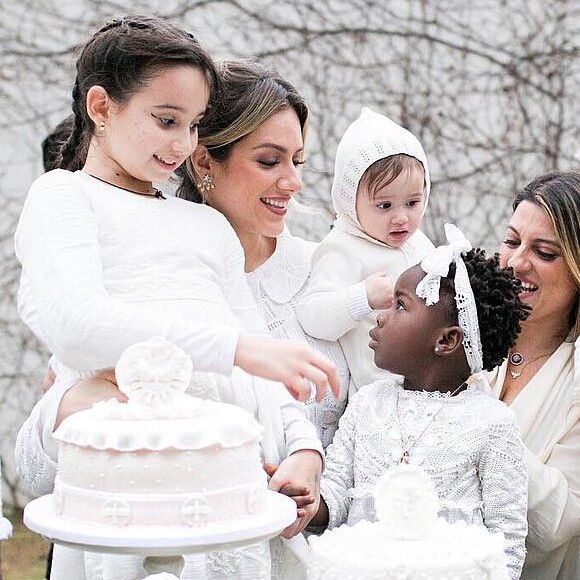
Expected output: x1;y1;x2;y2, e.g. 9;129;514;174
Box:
2;508;49;580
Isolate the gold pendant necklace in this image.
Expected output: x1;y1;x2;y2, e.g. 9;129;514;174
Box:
396;383;466;464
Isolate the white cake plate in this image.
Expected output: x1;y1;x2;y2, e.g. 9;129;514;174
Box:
24;491;296;556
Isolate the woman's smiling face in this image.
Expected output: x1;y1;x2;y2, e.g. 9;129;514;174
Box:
205;107;304;240
500;200;577;328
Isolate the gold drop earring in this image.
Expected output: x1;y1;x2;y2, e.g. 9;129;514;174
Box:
198;174;215;194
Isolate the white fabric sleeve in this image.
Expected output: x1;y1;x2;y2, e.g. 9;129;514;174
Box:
14;171;238;374
280;397;324;465
221;225;270;337
14;375;78;496
525;420;580;552
297;240;365;341
319;391;360;528
478;417;528;580
346;281;372;321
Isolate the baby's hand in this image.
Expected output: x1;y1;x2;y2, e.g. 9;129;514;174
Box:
365;271;394;310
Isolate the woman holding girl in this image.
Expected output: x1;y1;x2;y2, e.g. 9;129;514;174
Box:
14;16;338;579
487;171;580;580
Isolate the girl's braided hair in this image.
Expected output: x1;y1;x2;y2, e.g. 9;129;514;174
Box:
58;15;218;171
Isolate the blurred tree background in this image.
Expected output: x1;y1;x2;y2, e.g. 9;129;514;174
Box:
1;0;579;506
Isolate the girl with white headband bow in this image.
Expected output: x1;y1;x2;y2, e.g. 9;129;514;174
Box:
308;224;530;580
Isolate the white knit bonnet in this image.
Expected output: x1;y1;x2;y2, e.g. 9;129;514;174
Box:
331;107;430;237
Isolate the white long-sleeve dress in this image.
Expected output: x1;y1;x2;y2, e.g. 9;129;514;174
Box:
14;169;323;580
320;378;528;580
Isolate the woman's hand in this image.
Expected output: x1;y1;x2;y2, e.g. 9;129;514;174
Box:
265;450;322;538
235;334;340;403
54;369;125;431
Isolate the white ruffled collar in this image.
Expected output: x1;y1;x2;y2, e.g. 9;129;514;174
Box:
246;228;313;304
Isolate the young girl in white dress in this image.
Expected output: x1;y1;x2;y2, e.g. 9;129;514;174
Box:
14;15;337;580
309;224;530;580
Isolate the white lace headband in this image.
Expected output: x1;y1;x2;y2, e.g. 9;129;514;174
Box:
416;223;483;374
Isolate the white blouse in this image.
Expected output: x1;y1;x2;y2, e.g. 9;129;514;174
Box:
487;341;580;580
246;228;350;450
320;378;528;580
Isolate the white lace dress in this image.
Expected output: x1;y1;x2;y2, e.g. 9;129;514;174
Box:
246;228;350;450
320;377;528;580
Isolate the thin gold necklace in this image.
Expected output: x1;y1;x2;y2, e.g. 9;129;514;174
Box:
396;383;466;464
87;173;166;199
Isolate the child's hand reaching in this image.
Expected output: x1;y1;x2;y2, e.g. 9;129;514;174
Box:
235;334;340;403
365;271;394;310
264;449;322;538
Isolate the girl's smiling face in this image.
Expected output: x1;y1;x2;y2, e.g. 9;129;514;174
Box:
500;200;577;329
94;65;209;191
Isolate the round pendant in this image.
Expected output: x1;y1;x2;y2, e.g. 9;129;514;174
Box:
509;352;524;366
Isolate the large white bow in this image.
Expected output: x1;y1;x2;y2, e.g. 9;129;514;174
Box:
416;223;483;374
416;224;472;306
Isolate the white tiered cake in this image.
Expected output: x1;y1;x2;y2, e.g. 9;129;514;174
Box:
52;337;268;529
308;465;508;580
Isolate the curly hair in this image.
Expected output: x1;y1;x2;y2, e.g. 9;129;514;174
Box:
441;248;530;371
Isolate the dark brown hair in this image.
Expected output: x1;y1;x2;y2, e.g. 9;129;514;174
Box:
58;15;218;171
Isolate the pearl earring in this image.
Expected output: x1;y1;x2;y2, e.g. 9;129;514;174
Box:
98;121;105;134
434;346;440;353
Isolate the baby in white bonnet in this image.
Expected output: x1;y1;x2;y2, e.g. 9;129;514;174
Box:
297;107;434;396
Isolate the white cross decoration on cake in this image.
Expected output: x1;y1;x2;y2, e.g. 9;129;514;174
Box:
182;496;211;525
101;499;131;526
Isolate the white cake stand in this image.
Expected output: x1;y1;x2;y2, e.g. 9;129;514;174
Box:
24;491;296;578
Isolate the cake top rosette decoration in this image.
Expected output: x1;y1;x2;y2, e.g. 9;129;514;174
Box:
374;464;440;540
54;337;263;452
115;336;193;408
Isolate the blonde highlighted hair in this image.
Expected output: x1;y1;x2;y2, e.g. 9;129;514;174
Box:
178;59;308;203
